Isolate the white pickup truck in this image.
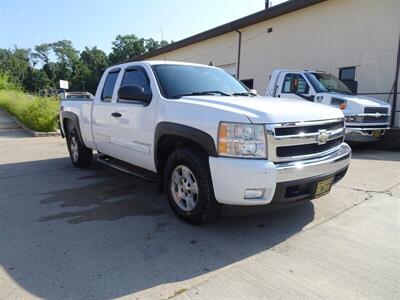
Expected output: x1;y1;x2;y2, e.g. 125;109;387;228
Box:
60;61;351;224
266;69;391;143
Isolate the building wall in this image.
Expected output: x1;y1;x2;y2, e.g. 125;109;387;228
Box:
149;31;238;75
148;0;400;126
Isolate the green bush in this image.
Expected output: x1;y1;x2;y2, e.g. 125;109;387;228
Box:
0;73;18;90
0;89;59;132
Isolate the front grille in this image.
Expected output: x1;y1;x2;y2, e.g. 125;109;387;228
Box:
364;107;388;114
363;115;389;123
266;118;345;162
276;137;343;157
275;121;343;136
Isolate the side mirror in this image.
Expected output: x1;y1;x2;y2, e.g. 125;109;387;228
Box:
250;89;258;95
118;85;152;103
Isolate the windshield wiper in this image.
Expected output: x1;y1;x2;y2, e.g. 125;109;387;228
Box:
173;90;231;99
231;92;257;97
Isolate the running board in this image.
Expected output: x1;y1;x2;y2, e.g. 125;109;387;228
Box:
97;155;157;182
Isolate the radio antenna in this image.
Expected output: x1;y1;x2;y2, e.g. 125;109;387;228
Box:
161;26;167;64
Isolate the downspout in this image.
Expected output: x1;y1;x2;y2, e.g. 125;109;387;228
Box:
391;33;400;127
236;29;242;80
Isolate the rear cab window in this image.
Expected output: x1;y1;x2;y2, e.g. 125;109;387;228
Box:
101;70;120;102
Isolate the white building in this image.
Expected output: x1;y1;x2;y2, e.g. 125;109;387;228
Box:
134;0;400;127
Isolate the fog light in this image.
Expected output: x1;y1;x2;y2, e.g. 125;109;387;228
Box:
244;189;265;199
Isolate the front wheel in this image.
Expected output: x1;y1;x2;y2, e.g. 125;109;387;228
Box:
67;130;93;168
163;149;219;224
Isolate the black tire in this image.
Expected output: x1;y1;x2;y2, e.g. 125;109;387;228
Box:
163;148;219;224
67;130;93;168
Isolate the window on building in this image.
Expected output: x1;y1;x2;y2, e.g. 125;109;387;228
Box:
241;79;254;89
339;67;356;81
101;71;119;101
282;74;309;94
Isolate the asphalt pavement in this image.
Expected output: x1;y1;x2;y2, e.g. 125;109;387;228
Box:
0;127;398;299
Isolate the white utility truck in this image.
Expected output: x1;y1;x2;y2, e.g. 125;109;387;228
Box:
266;69;391;143
60;61;351;224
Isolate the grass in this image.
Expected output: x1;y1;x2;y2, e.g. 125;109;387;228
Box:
0;89;59;132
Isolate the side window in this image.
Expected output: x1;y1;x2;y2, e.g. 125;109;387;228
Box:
282;74;292;93
297;75;309;94
121;69;151;94
282;74;309;94
101;71;119;102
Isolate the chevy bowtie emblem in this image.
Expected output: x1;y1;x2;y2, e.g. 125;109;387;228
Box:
374;113;382;118
316;129;330;145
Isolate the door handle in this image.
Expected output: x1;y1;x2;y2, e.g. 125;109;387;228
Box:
111;112;122;118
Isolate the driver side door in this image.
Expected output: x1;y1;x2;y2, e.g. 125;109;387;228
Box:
107;66;158;171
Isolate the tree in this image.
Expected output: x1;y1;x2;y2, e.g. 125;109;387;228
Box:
160;40;170;48
31;43;51;66
23;68;51;93
0;47;31;87
51;40;79;65
109;34;146;64
0;35;172;94
50;40;79;84
145;38;160;52
79;47;109;93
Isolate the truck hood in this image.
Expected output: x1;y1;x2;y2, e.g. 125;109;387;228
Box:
179;95;344;124
327;92;391;108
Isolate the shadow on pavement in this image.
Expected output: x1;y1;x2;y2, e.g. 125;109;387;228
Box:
0;157;315;299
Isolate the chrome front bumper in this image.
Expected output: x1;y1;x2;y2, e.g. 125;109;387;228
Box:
275;143;351;182
346;126;389;135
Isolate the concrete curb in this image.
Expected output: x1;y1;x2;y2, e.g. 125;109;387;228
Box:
0;109;61;137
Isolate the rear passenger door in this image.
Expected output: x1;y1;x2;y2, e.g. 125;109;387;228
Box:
92;68;120;155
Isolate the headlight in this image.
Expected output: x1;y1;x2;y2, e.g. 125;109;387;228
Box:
345;115;363;123
331;98;347;110
218;122;266;158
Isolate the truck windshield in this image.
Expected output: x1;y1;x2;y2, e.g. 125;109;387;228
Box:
153;64;250;99
305;72;354;95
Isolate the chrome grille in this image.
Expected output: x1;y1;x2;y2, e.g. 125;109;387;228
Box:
356;107;390;123
266;118;345;162
363;115;389;123
364;107;388;114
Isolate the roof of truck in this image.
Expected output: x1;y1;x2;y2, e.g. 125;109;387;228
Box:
273;69;327;73
145;60;213;67
108;60;218;71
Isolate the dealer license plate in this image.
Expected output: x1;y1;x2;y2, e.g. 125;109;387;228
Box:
372;130;381;138
315;178;334;198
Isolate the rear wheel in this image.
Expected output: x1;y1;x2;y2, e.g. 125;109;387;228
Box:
67;130;92;167
163;149;219;224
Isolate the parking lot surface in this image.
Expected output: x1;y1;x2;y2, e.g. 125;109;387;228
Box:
0;132;399;299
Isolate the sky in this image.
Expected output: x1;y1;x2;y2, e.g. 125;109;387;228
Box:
0;0;288;54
